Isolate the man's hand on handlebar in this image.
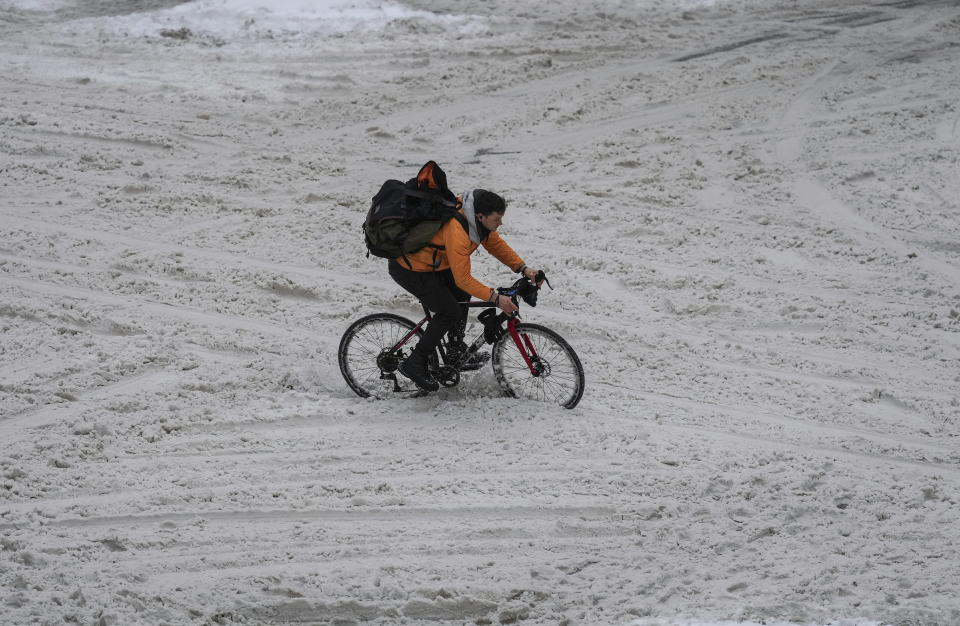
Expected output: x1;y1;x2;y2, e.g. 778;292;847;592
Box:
496;294;519;315
522;266;543;286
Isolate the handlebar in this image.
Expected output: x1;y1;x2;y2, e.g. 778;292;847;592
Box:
477;272;552;335
496;271;552;308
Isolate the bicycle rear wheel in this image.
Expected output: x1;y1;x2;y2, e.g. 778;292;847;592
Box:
338;313;421;399
491;322;584;409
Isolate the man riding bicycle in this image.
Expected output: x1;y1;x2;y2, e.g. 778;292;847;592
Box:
389;185;542;392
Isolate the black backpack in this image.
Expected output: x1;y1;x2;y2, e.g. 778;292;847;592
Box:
363;161;465;262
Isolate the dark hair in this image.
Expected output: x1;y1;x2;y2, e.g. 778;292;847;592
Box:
474;189;506;215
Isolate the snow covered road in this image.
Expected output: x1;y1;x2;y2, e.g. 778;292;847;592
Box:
1;0;959;624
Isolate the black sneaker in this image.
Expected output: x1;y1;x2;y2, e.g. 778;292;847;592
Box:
398;351;440;392
447;341;490;372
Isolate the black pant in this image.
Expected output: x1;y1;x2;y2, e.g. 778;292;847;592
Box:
389;260;469;358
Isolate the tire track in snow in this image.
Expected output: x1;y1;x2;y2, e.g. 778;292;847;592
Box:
674;32;789;63
0;248;344;327
493;75;779;155
2;504;616;531
0;273;343;385
935;105;960;142
600;388;960;477
0;463;586;518
768;58;843;164
0;366;173;441
590;383;959;476
632;386;955;458
330;57;659;150
520;233;951;384
767;6;950;166
793;176;960;289
661;420;960;478
3;214;386;290
0;274;313;339
46;532;624;583
519;227;930;313
11;126;174;152
497;100;700;154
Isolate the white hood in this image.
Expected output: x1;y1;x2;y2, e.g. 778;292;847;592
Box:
459;189;483;245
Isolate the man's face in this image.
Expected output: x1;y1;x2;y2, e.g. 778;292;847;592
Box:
477;211;504;232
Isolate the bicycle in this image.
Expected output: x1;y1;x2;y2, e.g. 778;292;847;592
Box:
338;273;585;409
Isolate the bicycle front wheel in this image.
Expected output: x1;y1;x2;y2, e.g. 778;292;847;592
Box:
338;313;421;399
492;323;584;409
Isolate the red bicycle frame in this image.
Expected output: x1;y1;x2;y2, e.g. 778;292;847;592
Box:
390;302;542;376
505;317;541;376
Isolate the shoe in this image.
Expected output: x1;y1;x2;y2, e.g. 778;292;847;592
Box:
398;350;440;392
447;341;490;371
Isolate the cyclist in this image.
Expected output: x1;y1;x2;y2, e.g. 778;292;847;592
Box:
389;188;542;391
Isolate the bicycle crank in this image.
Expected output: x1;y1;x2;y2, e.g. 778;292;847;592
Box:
435;365;460;388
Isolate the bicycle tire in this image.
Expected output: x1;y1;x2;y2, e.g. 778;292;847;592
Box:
338;313;421;399
491;322;584;409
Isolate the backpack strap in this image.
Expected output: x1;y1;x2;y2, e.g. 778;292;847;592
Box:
423;214;469;253
422;213;471;269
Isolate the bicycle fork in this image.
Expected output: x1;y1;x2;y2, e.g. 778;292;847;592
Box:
507;318;543;377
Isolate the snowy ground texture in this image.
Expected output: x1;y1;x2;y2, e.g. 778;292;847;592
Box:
2;0;959;624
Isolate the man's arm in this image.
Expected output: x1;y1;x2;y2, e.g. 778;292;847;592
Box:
445;223;495;302
446;225;520;314
481;231;524;273
483;231;544;285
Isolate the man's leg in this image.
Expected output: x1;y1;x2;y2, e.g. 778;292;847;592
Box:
437;270;490;371
438;269;471;345
388;262;462;389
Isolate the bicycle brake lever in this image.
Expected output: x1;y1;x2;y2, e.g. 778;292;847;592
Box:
535;270;552;290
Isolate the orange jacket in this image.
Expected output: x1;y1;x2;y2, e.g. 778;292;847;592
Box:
395;213;525;302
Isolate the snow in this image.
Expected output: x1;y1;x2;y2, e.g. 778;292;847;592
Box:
101;0;480;39
1;0;959;624
0;0;67;9
628;621;883;626
2;0;484;39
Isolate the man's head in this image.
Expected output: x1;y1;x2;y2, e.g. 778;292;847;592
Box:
474;189;506;232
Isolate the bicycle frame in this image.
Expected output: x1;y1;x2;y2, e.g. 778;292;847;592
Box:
390;301;543;377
